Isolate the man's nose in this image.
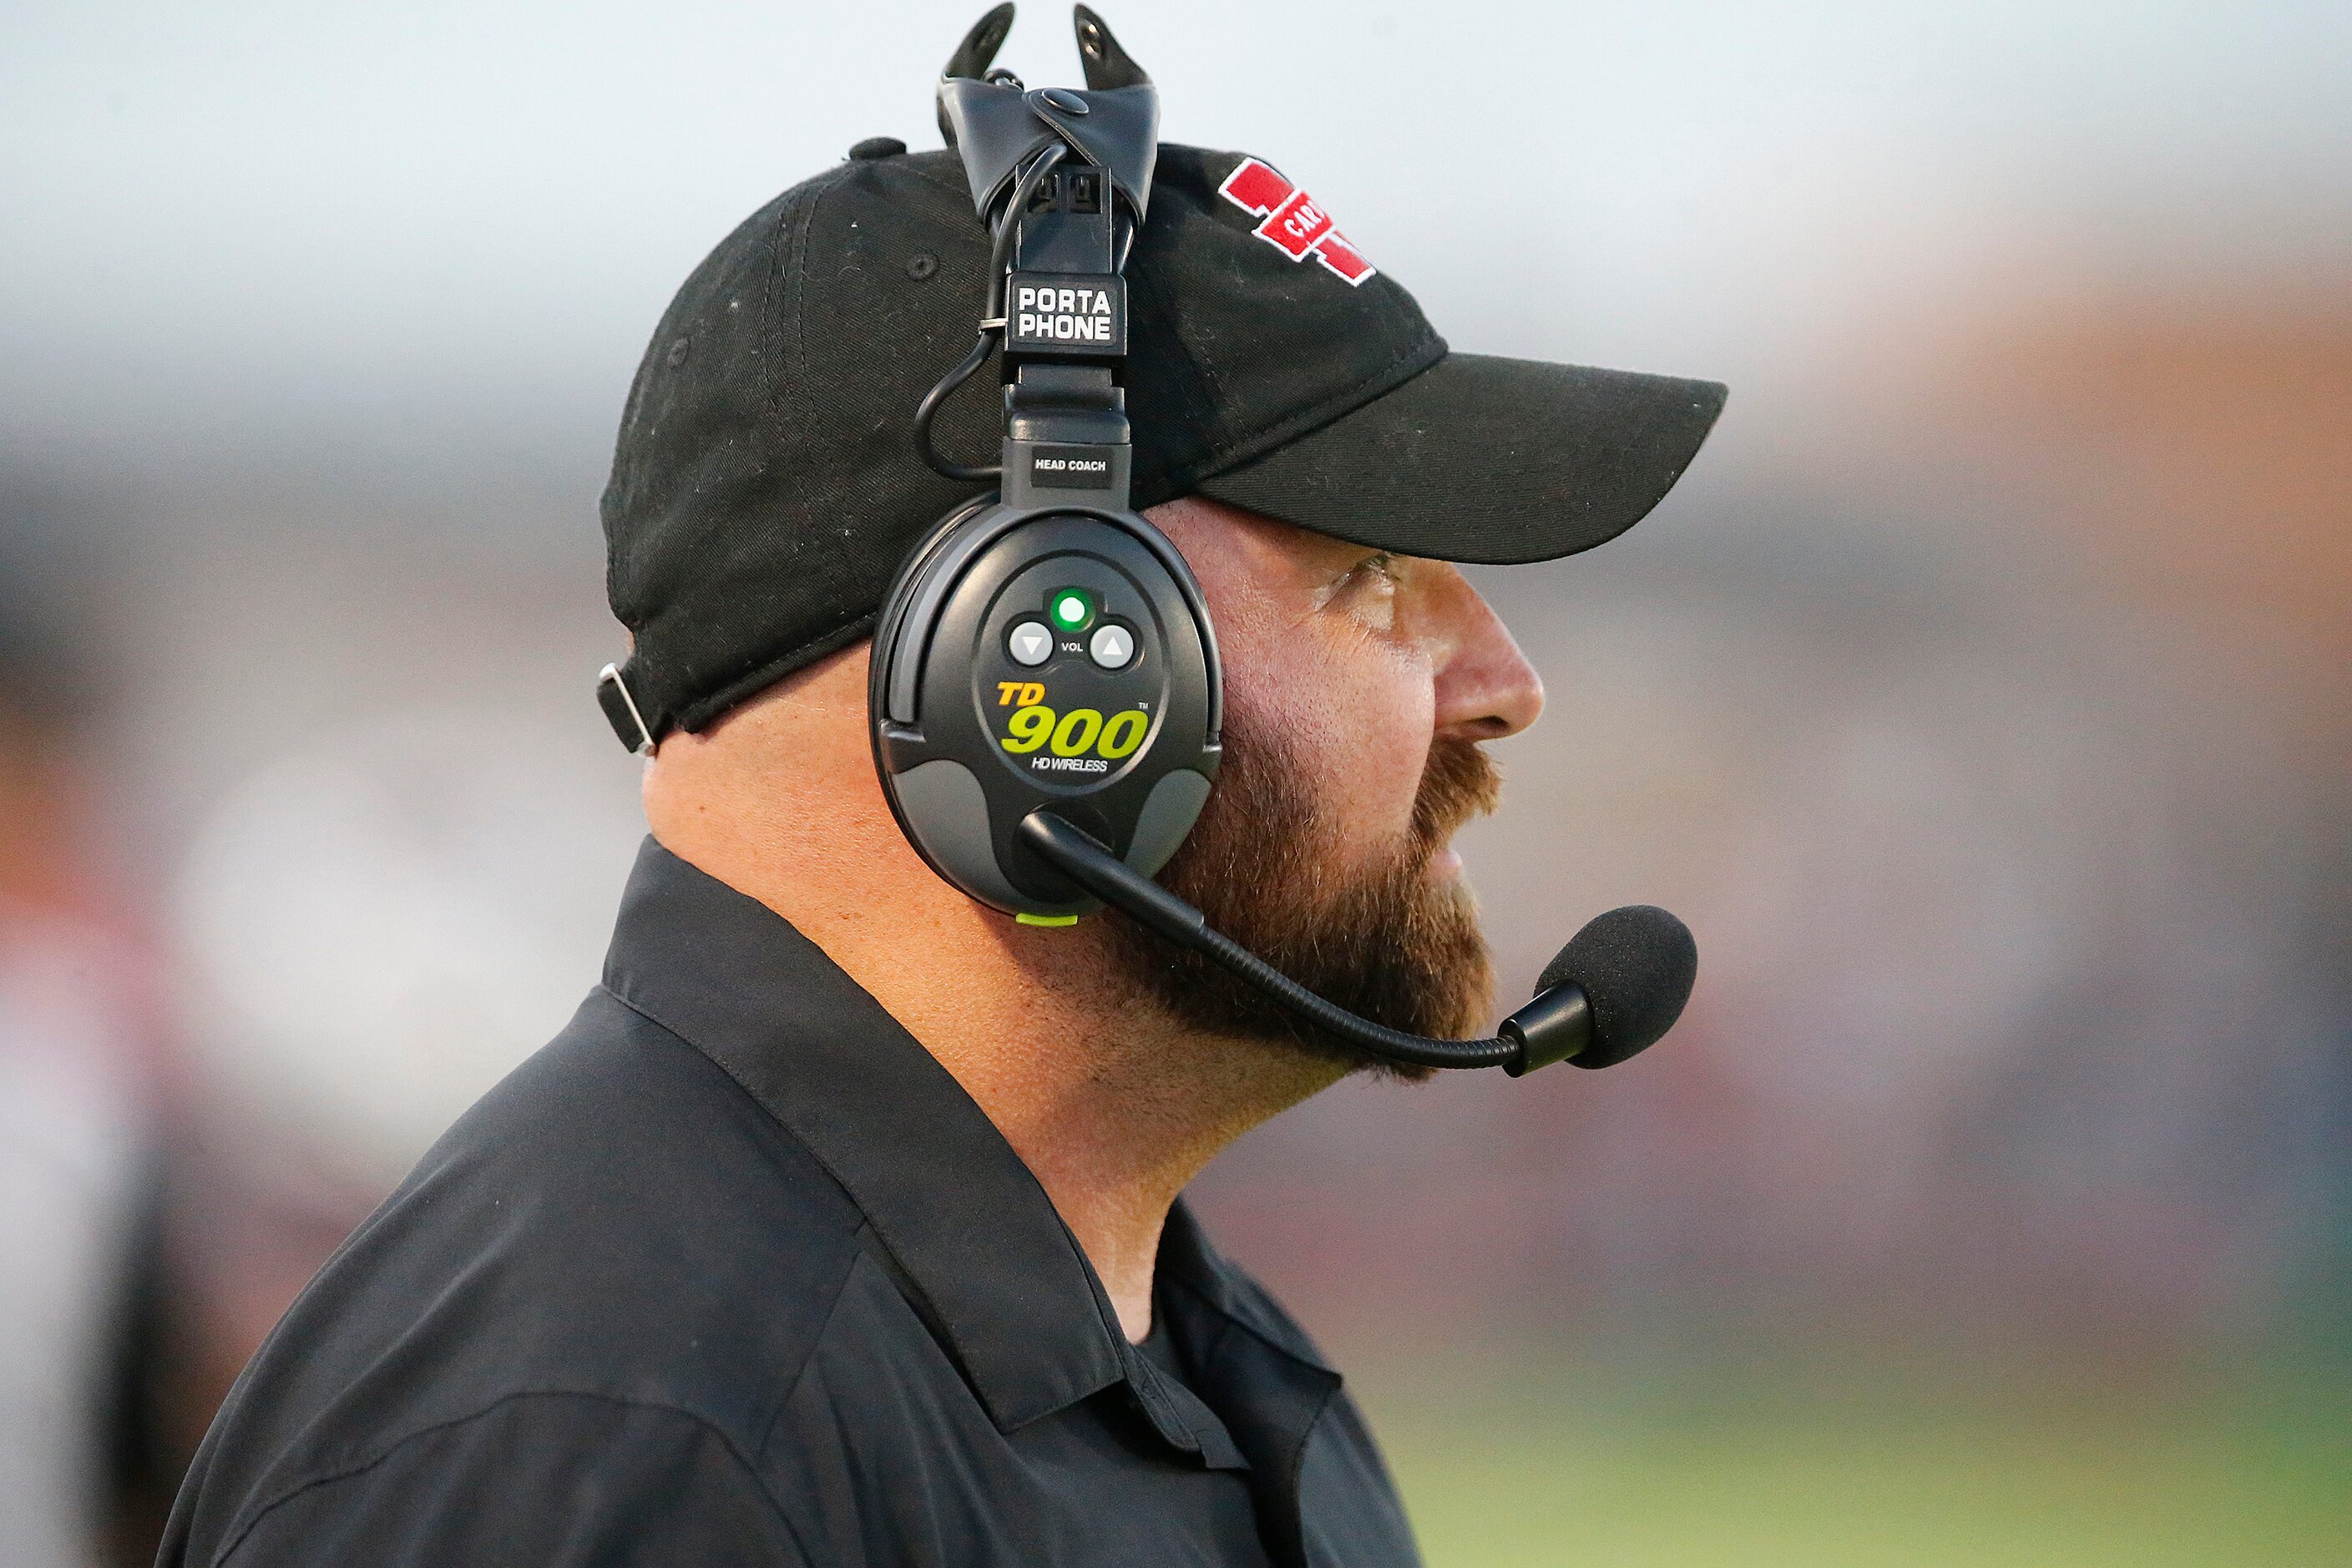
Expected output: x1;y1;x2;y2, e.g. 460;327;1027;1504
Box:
1426;566;1544;741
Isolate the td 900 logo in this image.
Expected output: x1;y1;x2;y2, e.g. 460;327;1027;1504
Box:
995;683;1148;775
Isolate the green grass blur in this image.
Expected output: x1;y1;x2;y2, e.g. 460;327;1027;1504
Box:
1361;1360;2351;1567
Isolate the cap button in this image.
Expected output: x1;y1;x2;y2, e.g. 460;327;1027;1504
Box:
847;136;907;160
1032;87;1089;115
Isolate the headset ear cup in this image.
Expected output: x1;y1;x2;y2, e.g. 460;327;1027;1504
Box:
872;493;998;718
868;503;1221;917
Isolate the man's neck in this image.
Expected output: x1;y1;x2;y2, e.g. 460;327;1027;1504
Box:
642;671;1343;1340
875;942;1341;1339
665;822;1343;1340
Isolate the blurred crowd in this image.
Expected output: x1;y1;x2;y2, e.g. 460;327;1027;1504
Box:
0;516;171;1562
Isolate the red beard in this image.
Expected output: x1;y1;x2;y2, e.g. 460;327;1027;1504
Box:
1105;719;1500;1080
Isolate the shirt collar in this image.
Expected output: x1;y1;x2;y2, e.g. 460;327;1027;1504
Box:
1155;1202;1347;1564
1156;1201;1334;1378
599;837;1129;1433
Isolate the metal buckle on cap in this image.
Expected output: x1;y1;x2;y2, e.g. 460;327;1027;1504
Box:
597;663;656;756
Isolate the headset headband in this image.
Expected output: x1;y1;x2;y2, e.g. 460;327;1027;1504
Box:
913;7;1158;516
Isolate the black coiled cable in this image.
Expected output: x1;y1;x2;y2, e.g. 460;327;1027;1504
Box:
913;141;1070;482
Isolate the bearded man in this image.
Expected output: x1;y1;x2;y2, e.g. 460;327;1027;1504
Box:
159;86;1721;1568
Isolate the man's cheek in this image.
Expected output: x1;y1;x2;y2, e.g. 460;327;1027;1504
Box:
1292;687;1432;849
1227;600;1434;842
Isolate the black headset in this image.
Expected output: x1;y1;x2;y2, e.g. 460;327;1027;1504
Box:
862;8;1697;1077
873;10;1211;928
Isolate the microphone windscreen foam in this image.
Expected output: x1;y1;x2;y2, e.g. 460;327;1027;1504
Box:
1536;905;1697;1070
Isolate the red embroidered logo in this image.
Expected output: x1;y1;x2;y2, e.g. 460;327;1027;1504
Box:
1216;158;1377;286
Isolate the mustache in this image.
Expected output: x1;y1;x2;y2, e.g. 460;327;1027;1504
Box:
1412;738;1502;850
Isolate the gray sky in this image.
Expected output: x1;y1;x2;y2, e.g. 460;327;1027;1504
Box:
3;0;2347;483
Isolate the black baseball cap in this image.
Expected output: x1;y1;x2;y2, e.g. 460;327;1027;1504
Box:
600;136;1724;746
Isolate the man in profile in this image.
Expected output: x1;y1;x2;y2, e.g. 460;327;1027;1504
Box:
159;28;1721;1565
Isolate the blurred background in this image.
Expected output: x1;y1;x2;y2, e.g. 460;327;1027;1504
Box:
3;2;2346;1562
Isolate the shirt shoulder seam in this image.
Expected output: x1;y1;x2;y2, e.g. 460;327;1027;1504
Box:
210;1389;816;1568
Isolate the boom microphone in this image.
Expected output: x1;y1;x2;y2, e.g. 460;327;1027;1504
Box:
1017;812;1697;1075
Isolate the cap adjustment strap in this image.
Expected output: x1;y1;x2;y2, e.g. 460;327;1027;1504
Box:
597;662;656;756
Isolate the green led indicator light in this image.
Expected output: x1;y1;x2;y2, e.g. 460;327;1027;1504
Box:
1049;589;1095;632
1016;912;1081;927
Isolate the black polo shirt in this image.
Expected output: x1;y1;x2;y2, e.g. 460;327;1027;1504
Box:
159;839;1422;1566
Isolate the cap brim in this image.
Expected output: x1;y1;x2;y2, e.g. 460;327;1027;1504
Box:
1193;353;1727;565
